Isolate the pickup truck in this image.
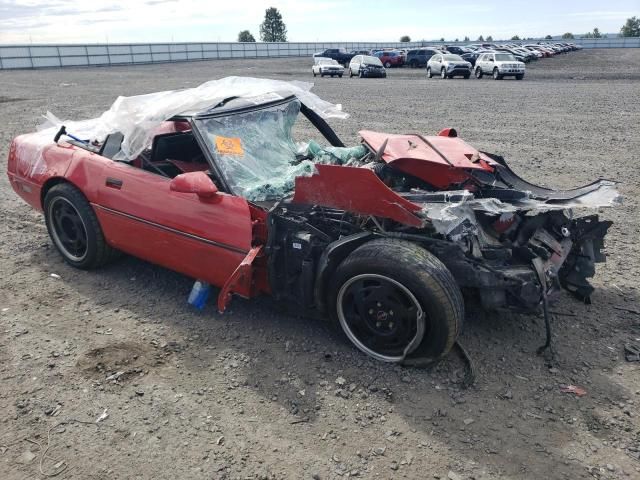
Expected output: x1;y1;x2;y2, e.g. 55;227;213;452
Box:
313;48;354;66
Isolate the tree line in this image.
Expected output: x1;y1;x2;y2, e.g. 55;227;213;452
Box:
237;10;640;43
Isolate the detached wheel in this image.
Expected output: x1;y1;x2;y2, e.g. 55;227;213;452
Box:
44;182;117;269
426;66;433;78
330;238;463;363
475;67;483;78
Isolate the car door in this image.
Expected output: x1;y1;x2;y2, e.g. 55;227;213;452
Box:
95;160;253;289
431;54;441;71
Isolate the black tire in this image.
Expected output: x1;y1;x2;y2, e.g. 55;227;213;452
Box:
441;67;447;79
329;238;463;363
338;74;343;78
313;71;316;77
359;69;364;78
516;74;524;80
426;66;432;78
44;182;118;269
475;67;483;79
384;61;391;68
493;68;502;80
349;68;353;78
320;73;324;77
464;73;470;79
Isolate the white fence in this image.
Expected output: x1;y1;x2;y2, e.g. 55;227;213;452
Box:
0;38;638;70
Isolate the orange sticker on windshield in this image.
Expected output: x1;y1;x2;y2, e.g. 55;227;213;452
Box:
215;136;244;156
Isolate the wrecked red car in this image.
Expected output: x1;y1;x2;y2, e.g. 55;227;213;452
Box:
7;78;619;364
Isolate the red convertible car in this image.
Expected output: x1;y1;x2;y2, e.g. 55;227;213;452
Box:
7;80;618;364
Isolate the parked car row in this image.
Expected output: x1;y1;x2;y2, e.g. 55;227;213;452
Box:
311;42;581;81
313;42;581;68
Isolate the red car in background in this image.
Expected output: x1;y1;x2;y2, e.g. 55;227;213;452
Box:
374;50;405;68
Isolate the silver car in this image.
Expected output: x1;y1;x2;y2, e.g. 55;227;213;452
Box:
426;54;472;79
474;52;525;80
348;55;387;78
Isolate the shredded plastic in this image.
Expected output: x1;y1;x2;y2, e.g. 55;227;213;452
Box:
421;182;622;238
21;77;348;177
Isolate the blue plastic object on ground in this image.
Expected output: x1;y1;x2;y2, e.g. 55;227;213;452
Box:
187;281;211;309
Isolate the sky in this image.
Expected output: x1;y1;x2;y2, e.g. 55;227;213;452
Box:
0;0;637;44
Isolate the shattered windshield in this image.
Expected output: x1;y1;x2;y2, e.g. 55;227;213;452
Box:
194;98;368;202
195;100;302;201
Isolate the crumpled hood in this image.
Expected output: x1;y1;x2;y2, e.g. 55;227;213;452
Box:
359;130;496;189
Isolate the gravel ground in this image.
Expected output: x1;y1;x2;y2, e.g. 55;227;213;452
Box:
1;49;639;480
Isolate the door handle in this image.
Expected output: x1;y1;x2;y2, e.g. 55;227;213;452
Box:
105;177;123;189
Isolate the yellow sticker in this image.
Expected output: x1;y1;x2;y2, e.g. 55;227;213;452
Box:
215;136;244;156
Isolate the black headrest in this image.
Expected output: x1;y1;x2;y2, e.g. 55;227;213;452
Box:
99;132;124;159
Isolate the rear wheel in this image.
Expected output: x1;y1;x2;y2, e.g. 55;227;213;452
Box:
44;182;118;269
349;68;353;77
330;238;463;363
426;66;432;78
475;67;483;78
384;61;391;68
410;60;417;68
464;73;470;79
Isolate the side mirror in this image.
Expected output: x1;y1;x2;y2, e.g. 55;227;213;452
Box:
170;171;218;198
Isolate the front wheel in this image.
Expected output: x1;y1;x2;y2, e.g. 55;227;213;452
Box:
464;73;470;79
44;182;118;269
493;68;502;80
330;238;463;363
516;74;524;80
426;67;432;78
338;74;343;78
441;67;447;79
313;71;316;77
349;68;353;77
475;67;483;78
359;69;364;78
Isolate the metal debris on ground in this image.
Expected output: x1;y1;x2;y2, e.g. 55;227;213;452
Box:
559;385;587;396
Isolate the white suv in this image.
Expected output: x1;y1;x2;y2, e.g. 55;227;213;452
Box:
474;52;525;80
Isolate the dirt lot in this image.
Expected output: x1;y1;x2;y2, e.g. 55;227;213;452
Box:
1;49;639;480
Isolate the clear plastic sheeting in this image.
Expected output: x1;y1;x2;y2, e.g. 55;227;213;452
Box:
20;77;348;176
100;77;347;160
421;182;622;238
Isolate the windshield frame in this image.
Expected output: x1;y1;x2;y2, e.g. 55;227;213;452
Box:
189;96;344;198
494;53;516;61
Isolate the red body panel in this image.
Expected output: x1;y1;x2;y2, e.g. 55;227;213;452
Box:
359;130;495;189
7;133;254;292
96;161;253;288
292;164;424;227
